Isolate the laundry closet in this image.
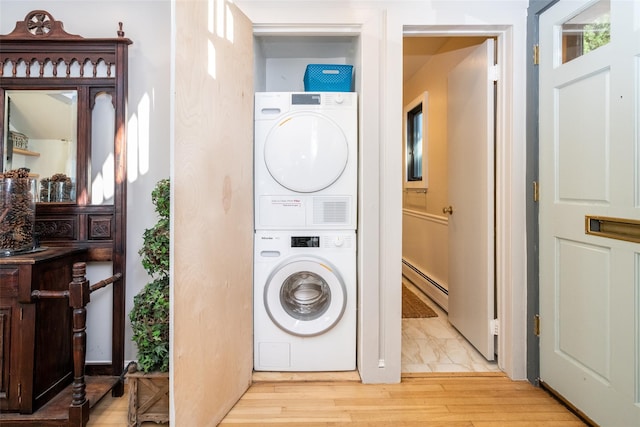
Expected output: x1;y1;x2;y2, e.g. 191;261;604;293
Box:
252;33;360;372
173;4;392;421
173;1;529;424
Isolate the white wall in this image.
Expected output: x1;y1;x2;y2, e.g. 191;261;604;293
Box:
0;1;172;364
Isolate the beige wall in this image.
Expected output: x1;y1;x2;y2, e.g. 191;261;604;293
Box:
173;1;254;424
402;38;487;294
403;37;488;215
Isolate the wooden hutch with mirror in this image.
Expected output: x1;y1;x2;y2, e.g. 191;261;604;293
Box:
0;10;130;426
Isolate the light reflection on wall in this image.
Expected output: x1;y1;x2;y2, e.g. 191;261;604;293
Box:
127;113;139;183
225;3;234;43
90;152;114;204
138;93;151;176
127;92;151;182
208;0;215;33
208;40;217;79
216;0;225;39
91;93;115;204
206;0;236;80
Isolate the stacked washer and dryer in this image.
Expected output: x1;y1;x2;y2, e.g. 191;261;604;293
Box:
253;92;358;371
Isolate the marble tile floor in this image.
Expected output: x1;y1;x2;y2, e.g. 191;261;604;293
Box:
402;279;501;374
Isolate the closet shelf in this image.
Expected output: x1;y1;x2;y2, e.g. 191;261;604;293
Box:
13;147;40;157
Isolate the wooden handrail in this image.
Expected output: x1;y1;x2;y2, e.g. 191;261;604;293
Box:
30;273;122;300
90;273;123;293
68;262;90;426
29;261;122;427
30;289;70;299
68;262;122;426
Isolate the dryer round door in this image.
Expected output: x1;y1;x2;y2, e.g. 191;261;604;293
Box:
264;112;349;193
264;257;347;336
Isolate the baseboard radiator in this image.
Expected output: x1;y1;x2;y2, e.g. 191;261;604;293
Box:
402;259;448;312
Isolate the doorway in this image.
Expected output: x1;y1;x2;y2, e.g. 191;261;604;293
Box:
401;34;499;373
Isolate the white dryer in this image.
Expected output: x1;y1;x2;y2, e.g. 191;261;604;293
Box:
254;92;357;230
254;229;356;371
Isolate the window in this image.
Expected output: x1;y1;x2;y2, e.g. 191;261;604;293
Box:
561;0;610;64
404;92;428;189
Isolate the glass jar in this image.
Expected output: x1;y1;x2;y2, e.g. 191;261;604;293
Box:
40;176;75;202
0;178;37;254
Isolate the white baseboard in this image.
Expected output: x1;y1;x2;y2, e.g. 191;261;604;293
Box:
401;259;448;312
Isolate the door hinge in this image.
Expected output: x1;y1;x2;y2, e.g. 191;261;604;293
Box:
18;382;22;403
534;314;540;337
533;181;539;202
533;44;540;65
20;307;23;320
490;318;499;335
489;64;500;82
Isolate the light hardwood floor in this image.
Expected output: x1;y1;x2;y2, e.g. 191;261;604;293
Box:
88;286;584;426
88;286;585;426
86;373;586;426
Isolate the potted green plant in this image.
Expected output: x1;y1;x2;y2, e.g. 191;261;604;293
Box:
127;178;170;426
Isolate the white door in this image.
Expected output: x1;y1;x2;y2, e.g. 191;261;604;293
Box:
446;40;496;361
539;0;640;425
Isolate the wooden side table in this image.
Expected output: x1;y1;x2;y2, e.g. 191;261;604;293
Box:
0;247;87;414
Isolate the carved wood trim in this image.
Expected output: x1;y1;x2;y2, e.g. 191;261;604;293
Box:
0;11;131;79
3;10;82;40
88;216;113;240
35;217;77;240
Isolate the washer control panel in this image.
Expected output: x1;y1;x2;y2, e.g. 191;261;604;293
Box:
289;234;353;249
256;231;355;257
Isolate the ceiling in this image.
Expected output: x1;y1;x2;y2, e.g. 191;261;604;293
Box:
403;36;491;82
403;37;450;81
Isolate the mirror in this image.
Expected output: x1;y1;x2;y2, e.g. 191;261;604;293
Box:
4;90;78;202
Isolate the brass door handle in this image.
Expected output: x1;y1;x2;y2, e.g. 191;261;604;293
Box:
443;206;454;215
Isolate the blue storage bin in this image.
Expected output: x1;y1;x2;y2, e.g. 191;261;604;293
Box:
303;64;353;92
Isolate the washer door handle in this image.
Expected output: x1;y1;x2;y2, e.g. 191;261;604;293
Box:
260;250;281;257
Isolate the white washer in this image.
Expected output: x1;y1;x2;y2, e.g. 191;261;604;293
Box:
254;230;356;371
254;92;357;230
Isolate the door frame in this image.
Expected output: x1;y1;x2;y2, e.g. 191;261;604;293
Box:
402;25;523;377
525;0;559;385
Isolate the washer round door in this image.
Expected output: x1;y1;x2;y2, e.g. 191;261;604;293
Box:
264;257;347;336
264;112;349;193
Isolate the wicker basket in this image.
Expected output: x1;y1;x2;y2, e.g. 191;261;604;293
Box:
9;131;29;150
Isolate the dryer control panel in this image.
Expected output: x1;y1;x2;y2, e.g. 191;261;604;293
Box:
290;93;353;107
